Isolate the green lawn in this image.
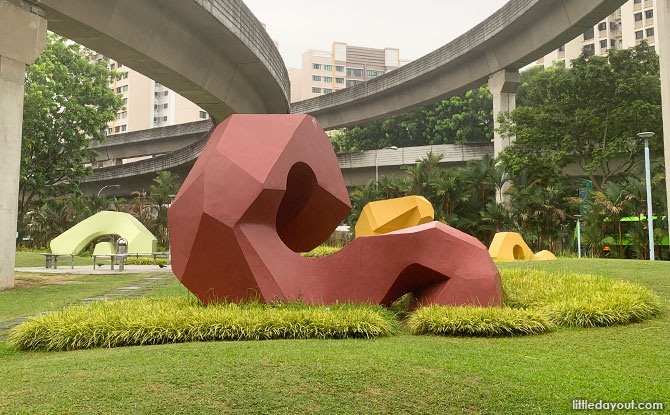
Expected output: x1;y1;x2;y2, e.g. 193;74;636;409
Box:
0;259;668;414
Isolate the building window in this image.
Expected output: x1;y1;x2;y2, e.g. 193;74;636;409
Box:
583;27;594;40
116;87;122;94
353;68;363;77
324;76;332;82
312;75;321;81
610;39;617;48
335;65;344;72
367;69;376;77
650;45;656;53
377;71;384;76
115;125;127;133
118;63;123;68
635;12;643;21
645;10;653;19
324;64;332;71
346;68;352;76
558;44;565;52
583;44;595;56
123;98;128;105
335;77;344;84
164;103;168;109
107;128;112;135
646;27;654;37
312;87;321;93
600;39;607;49
598;22;607;31
312;63;321;70
199;111;207;119
634;0;641;3
346;80;364;87
163;116;167;121
323;88;332;94
116;85;128;94
635;30;644;40
164;91;169;96
109;63;115;70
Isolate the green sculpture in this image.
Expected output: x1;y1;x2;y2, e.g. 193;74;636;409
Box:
50;211;157;254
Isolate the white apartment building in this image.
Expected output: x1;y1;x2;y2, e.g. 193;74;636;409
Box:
289;42;409;103
537;0;658;68
91;54;209;138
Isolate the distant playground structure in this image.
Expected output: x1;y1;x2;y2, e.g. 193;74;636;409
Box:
50;211;157;255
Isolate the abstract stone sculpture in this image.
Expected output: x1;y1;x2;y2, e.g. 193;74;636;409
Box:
168;114;503;307
50;211;157;254
355;196;434;238
488;232;534;261
533;250;557;261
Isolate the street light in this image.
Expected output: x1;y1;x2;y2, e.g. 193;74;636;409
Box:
97;184;121;198
574;214;582;259
375;146;398;189
637;131;655;261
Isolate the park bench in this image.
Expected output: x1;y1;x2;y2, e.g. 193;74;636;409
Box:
92;252;170;272
40;253;75;269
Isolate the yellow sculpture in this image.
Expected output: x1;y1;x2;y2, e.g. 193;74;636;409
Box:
488;232;535;261
533;250;557;261
355;196;434;238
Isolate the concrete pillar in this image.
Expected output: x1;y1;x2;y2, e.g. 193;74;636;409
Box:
0;0;47;290
657;0;670;233
488;69;520;203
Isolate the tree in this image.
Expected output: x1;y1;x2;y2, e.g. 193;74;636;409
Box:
498;43;662;190
331;86;492;153
18;34;123;239
149;171;181;247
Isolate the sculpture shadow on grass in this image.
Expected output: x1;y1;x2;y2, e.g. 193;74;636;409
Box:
168;114;503;307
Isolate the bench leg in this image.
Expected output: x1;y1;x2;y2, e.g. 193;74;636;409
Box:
45;257;51;269
110;258;114;270
71;256;74;269
119;257;124;272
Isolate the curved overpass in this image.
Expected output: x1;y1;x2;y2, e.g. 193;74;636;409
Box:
291;0;627;129
25;0;290;121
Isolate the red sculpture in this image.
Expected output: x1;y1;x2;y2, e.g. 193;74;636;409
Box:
168;115;502;307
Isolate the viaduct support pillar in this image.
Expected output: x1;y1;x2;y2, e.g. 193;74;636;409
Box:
488;68;520;203
0;0;46;290
657;1;670;233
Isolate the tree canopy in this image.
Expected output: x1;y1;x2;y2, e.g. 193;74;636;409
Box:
19;35;123;236
498;43;662;190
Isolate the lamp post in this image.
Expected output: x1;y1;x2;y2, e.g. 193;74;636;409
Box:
637;131;655;260
575;214;582;259
97;184;121;198
375;146;398;189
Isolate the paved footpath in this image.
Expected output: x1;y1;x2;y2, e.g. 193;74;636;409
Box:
0;274;175;341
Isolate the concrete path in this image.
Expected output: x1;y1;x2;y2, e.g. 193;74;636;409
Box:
15;265;173;275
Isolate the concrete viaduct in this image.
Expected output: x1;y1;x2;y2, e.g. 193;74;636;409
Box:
3;0;670;290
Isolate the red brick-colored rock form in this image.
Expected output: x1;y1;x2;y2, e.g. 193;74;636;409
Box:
168;114;503;307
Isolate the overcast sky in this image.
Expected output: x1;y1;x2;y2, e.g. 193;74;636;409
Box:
244;0;509;68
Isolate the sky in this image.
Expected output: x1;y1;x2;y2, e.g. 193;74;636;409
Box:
244;0;509;68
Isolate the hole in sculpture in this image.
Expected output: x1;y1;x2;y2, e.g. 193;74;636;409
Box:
513;245;524;260
276;162;318;252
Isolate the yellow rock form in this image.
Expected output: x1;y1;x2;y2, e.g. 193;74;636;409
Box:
488;232;534;261
533;250;557;261
355;196;434;238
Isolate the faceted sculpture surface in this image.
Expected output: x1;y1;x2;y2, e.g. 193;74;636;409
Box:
355;196;434;238
168;114;503;307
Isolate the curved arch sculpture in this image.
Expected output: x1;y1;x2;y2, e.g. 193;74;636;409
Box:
50;211;157;255
168;115;503;307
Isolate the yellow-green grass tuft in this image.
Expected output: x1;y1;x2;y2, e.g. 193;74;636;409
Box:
408;269;661;337
301;246;342;257
407;306;551;336
123;257;168;266
9;297;398;351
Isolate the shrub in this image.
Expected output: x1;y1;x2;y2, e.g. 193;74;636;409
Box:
301;246;342;257
10;297;398;351
408;269;661;337
502;269;662;327
407;306;551;336
124;257;168;266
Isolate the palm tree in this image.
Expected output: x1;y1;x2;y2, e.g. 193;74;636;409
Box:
591;181;632;256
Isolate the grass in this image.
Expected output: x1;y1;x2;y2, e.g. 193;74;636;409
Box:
0;258;668;414
10;299;398;351
301;246;342;257
0;273;159;321
408;269;661;337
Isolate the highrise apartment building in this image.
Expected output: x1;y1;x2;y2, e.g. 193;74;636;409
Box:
90;54;209;137
537;0;658;68
289;42;409;103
